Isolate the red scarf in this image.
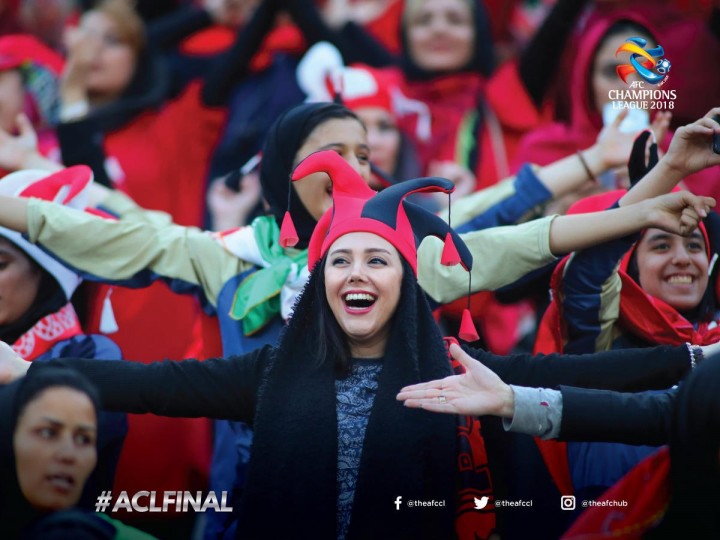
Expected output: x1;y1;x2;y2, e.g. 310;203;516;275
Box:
445;337;497;539
12;303;84;361
561;448;670;539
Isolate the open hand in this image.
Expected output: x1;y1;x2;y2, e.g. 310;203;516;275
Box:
663;107;720;176
396;343;515;417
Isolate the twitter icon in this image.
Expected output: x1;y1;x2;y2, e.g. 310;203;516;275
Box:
474;496;489;510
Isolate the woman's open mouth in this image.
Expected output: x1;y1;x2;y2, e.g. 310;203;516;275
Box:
46;473;76;493
343;292;377;314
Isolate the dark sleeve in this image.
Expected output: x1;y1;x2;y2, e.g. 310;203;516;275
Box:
517;0;590;107
562;230;638;354
470;344;690;392
455;164;553;233
57;118;113;188
201;1;280;107
282;0;397;67
27;346;272;424
558;386;677;445
146;6;213;50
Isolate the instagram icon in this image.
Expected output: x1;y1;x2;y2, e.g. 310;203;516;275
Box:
560;495;576;511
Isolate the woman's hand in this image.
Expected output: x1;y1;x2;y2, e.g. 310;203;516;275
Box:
61;26;99;107
396;343;515;417
642;191;715;236
584;110;671;174
662;107;720;176
207;170;262;231
427;161;477;208
0;114;41;172
0;341;31;383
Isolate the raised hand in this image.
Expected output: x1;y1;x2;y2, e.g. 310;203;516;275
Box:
0;341;30;384
61;25;100;107
643;191;715;236
396;343;515;417
0;114;39;172
662;107;720;176
426;161;477;207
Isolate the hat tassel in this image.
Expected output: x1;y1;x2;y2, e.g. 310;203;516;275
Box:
458;270;479;342
458;308;479;342
280;211;299;248
441;232;461;266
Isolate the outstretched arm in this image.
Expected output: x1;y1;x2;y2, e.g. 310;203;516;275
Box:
396;343;685;445
0;342;266;422
548;190;714;255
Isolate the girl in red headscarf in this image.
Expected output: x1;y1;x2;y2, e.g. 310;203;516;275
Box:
533;113;720;507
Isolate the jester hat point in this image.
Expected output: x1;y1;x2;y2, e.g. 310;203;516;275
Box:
289;149;479;341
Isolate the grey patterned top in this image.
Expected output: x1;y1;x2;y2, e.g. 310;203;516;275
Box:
335;359;383;540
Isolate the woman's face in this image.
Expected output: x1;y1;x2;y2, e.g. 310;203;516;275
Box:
80;11;137;100
0;70;25;132
591;31;653;112
0;238;42;326
355;106;401;186
405;0;475;73
636;228;709;312
325;232;403;358
293;117;371;220
13;387;97;512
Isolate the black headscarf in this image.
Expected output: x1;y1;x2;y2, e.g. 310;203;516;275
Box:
259;102;361;249
0;369;100;539
0;242;67;346
648;356;720;538
236;256;457;539
399;0;495;81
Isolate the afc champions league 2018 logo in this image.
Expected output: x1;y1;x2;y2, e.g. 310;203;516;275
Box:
615;37;671;86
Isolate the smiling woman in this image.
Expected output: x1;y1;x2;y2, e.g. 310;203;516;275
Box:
0;149;714;540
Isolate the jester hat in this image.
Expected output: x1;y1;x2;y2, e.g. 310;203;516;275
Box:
287;149;480;340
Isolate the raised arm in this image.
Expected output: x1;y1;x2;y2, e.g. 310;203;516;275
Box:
0;195;250;309
0;341;268;422
548;190;714;255
619;108;720;206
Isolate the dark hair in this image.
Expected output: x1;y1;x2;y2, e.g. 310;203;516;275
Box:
0;238;67;345
15;369;100;429
259;102;363;248
300;254;413;376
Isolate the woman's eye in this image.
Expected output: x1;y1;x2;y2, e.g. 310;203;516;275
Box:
331;257;348;266
37;427;57;439
103;34;124;47
602;64;618;79
75;433;94;446
0;261;8;271
688;242;704;251
651;243;670;251
357;154;370;163
369;257;387;265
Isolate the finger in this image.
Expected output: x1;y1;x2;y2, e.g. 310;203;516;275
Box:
704;107;720;122
449;343;479;372
611;108;629;129
397;375;458;395
396;387;446;401
402;399;460;414
15;113;33;137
